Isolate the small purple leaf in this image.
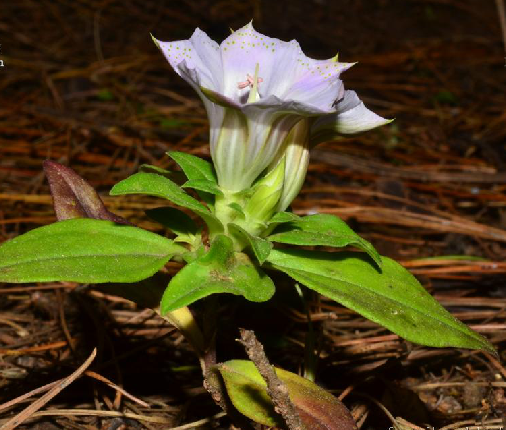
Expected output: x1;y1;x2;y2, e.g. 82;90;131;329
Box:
43;160;129;224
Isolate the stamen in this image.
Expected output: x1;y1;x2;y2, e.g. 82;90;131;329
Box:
237;73;264;90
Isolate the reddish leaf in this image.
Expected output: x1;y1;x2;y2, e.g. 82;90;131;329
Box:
43;160;129;224
219;360;357;430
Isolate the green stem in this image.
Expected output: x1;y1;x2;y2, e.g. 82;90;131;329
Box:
157;307;206;369
295;284;317;382
213;190;249;248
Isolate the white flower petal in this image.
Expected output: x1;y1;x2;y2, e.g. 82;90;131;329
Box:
219;22;352;111
153;28;221;91
282;75;344;113
244;111;302;187
211;109;249;190
335;89;362;114
268;56;353;110
245;94;331;116
213;108;302;191
310;90;392;143
220;22;299;102
189;28;223;91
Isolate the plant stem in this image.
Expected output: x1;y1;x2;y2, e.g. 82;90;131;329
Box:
159;302;257;429
157;307;205;369
295;284;317;382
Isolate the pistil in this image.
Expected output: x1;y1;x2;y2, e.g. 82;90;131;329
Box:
236;64;263;103
247;63;261;103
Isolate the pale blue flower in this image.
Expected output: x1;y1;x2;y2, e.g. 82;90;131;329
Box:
153;22;390;198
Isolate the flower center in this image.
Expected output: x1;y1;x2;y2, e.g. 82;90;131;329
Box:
237;63;263;103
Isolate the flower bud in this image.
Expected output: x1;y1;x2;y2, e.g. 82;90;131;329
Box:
270;119;311;212
245;156;285;226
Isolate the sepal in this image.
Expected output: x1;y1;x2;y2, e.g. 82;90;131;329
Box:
228;223;273;264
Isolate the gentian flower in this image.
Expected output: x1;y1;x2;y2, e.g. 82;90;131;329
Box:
153;22;390;227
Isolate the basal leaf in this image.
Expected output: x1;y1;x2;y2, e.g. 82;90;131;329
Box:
0;219;185;283
266;248;494;353
268;214;381;268
110;172;223;234
228;223;273;264
219;360;356;430
160;235;275;313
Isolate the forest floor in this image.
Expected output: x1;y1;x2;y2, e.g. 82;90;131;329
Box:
1;0;506;429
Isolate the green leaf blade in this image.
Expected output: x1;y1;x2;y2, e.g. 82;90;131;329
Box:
182;179;223;196
228;223;273;264
268;211;300;226
266;248;494;353
168;151;218;205
161;235;275;313
110;172;223;234
0;219;183;283
168;151;217;184
268;214;381;268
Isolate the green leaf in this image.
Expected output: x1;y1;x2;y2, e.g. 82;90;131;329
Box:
266;248;495;353
139;164;186;185
268;214;381;268
160;235;275;313
268;211;300;226
168;151;217;183
145;206;200;245
228;223;273;264
218;360;356;430
168;151;218;205
110;172;223;234
0;219;184;283
182;179;223;196
228;202;245;218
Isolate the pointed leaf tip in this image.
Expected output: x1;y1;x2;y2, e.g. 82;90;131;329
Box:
43;160;129;224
